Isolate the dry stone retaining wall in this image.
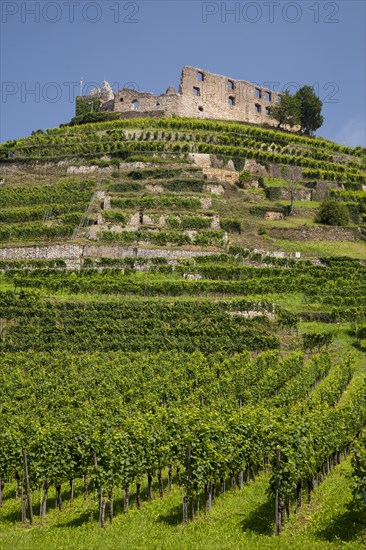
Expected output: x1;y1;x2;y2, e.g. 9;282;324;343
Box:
0;244;219;263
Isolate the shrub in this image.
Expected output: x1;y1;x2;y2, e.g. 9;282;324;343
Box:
69;111;120;126
238;170;253;187
315;200;350;226
220;219;241;233
264;187;282;201
102;211;128;224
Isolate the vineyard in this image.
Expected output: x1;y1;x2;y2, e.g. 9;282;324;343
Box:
0;117;366;549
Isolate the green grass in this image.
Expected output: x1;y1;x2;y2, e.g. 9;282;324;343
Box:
261;217;316;229
1;460;364;550
276;200;320;209
273;240;366;259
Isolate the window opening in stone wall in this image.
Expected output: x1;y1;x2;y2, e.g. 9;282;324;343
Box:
255;88;262;99
228;80;234;90
197;72;205;82
132;100;139;110
120;98;124;102
265;107;271;115
156;102;161;107
255;103;261;113
193;86;201;96
198;106;204;112
228;96;235;106
265;91;271;101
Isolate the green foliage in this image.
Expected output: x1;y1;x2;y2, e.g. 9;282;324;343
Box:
264;186;282;200
294;85;324;135
0;180;94;208
111;196;201;210
97;229;225;247
277;309;299;332
101;211;128;224
303;331;335;353
0;292;278;353
108;182;142;193
166;215;212;230
69;112;121;126
163;179;205;193
270;91;301;129
352;433;366;502
128;168;183;180
239;170;253;185
220;218;241;233
315;200;350;226
75;97;101;117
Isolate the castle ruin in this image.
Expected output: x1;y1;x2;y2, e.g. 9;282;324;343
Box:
80;66;283;126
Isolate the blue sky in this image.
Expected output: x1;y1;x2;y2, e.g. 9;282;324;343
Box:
1;0;365;146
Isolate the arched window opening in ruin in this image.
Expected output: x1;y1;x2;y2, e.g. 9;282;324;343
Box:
197;72;205;82
255;88;262;99
265;91;272;101
265;107;271;115
228;80;234;91
132;100;139;110
255;103;261;113
156;102;161;107
198;106;204;112
193;86;200;96
228;96;235;106
120;97;124;102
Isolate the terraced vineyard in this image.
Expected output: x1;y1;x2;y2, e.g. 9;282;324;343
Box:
0;118;365;549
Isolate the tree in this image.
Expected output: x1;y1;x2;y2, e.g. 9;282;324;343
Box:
281;166;302;215
315;200;349;226
270;92;301;129
294;86;324;136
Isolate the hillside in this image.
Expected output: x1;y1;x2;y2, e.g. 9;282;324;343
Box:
0;117;365;260
0;118;365;549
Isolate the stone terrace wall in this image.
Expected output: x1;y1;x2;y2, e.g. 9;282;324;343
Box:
0;244;82;261
0;244;219;262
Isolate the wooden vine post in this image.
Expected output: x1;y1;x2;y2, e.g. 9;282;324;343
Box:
183;444;191;524
22;449;33;525
275;446;281;536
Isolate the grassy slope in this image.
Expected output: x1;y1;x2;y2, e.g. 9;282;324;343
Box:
0;460;365;550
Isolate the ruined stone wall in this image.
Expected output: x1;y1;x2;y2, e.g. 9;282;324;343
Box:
177;66;281;126
88;66;284;126
113;88;180;117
